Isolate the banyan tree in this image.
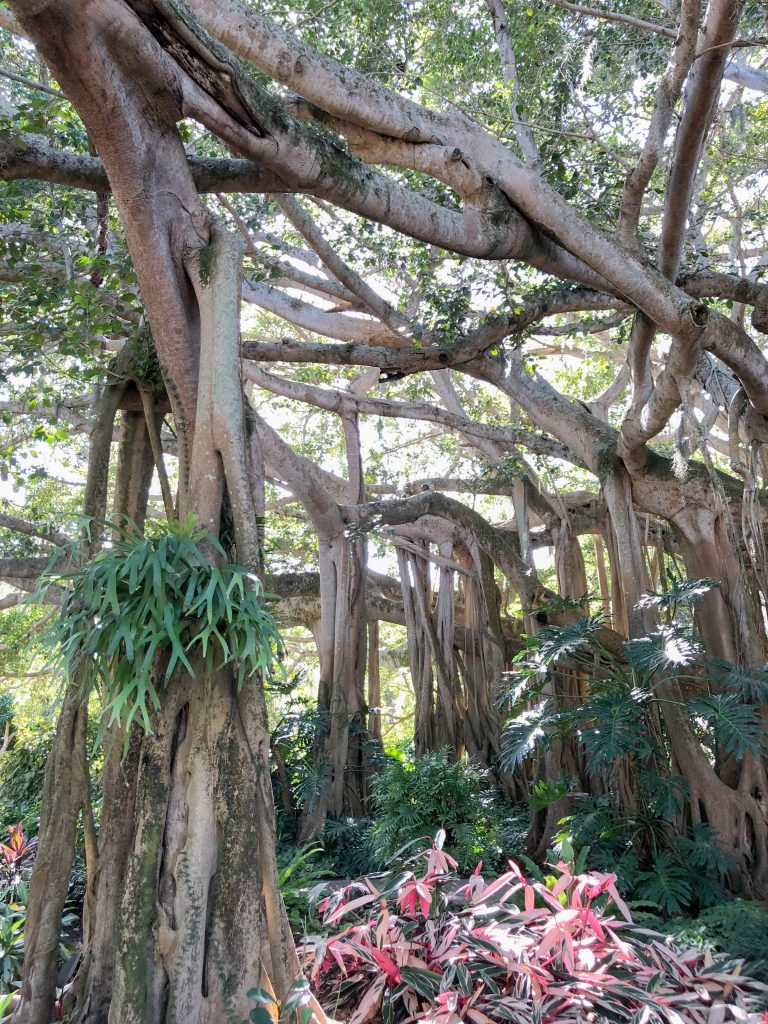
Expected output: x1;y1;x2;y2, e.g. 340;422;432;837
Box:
0;0;767;1019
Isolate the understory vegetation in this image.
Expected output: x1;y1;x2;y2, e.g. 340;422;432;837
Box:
2;542;767;1016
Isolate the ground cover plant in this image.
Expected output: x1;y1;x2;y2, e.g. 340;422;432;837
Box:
302;838;767;1024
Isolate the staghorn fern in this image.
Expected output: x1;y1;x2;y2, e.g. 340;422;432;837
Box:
40;516;283;736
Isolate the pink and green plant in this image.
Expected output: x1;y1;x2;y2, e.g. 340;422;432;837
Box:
302;836;766;1024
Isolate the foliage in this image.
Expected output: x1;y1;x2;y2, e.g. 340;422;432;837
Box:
648;901;768;986
0;824;33;895
1;0;768;1012
0;823;32;998
320;817;378;879
0;816;77;1003
553;798;730;916
0;731;51;833
0;902;25;995
42;517;284;734
271;691;331;824
369;750;523;873
278;844;326;936
303;839;765;1024
500;584;753;913
686;694;766;760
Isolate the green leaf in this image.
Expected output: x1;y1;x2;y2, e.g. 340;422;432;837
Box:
575;688;648;770
501;701;554;770
247;987;277;1005
35;520;283;738
528;779;567;812
249;1008;274;1024
687;693;766;760
400;966;442;999
635;852;693;914
626;626;700;678
707;658;768;704
637;577;719;613
639;771;688;821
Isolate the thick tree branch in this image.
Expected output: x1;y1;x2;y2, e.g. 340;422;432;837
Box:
243;281;396;344
0;514;71;548
245;365;578;464
484;0;540;167
346;491;539;602
541;0;676;37
0;129;291;193
274;196;412;338
660;0;744;280
618;0;700;242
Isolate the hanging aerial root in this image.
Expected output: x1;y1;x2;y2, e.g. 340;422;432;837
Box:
187;220;262;570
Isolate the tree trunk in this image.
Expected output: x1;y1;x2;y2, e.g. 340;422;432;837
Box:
15;363;154;1024
68;729;141;1024
606;465;768;893
455;544;503;768
300;530;367;837
13;687;89;1024
367;620;383;747
397;547;435;757
108;662;296;1024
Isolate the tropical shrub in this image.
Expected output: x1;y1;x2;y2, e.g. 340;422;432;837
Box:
0;732;50;833
0;902;24;994
278;844;326;934
501;581;760;912
271;693;331;829
303;838;765;1024
0;823;32;1000
369;749;524;873
321;817;378;879
0;823;33;897
548;796;730;914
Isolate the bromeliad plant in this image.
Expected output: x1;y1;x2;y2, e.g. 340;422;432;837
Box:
303;837;765;1024
42;516;283;733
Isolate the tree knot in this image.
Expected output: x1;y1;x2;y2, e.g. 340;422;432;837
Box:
685;301;710;328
